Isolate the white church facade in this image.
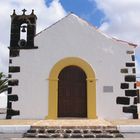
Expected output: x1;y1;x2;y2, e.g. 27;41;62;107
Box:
7;10;138;120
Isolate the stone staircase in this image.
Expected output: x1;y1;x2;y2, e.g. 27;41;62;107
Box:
24;126;124;138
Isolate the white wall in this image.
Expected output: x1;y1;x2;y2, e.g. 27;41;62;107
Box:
11;14;135;119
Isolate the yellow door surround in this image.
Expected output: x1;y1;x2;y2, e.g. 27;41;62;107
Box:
47;57;97;119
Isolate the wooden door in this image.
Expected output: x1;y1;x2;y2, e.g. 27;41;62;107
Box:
58;66;87;117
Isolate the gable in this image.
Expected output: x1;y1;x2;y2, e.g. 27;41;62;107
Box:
35;13;136;50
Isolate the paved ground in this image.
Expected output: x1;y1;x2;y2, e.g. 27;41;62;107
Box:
0;133;22;140
110;119;140;125
0;120;37;125
123;133;140;138
10;138;140;140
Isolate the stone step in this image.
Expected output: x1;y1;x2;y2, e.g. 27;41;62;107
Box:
24;126;124;138
24;133;124;138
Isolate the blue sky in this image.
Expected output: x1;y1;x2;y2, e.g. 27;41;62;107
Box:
45;0;104;27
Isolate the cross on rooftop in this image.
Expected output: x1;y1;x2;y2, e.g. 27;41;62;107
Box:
22;9;27;15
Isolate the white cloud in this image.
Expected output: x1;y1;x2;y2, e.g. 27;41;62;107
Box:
0;0;67;74
93;0;140;77
94;0;140;43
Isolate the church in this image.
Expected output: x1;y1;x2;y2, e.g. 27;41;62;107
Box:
7;9;138;120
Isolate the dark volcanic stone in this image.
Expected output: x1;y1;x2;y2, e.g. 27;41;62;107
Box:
116;97;130;105
65;129;72;133
38;129;45;133
63;133;70;138
55;129;64;133
47;129;56;133
82;129;89;133
106;130;120;133
96;134;113;138
51;133;61;138
38;134;50;138
126;62;135;67
24;133;36;138
70;134;83;138
83;134;95;138
90;129;102;133
123;105;137;113
115;133;124;138
27;129;36;133
8;79;19;86
73;129;81;133
125;75;136;82
125;90;137;97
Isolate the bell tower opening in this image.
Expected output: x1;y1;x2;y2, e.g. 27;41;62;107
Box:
10;9;38;49
20;23;27;40
19;23;27;48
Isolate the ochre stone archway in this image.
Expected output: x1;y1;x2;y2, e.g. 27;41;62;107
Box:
47;57;97;119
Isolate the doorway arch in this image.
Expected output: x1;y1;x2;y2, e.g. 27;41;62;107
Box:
47;57;96;119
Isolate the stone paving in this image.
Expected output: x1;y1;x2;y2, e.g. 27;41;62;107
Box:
32;119;112;127
0;119;140;126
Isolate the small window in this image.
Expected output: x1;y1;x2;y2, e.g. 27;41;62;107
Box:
103;86;113;93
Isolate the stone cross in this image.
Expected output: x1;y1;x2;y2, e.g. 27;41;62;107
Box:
22;9;27;15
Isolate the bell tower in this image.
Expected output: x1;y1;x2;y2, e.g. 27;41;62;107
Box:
7;9;38;119
10;9;37;49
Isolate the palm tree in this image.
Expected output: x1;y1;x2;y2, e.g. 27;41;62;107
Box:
0;72;8;94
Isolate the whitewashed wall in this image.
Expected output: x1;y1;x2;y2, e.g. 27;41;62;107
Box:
11;14;135;119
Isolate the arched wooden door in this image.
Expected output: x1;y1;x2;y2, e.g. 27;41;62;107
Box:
58;66;87;117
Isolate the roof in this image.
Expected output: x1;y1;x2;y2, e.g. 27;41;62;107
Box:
36;13;137;48
112;38;137;48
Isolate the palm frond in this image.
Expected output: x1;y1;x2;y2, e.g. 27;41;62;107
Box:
0;72;8;94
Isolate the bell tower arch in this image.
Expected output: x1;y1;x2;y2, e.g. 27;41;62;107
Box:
10;9;37;49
